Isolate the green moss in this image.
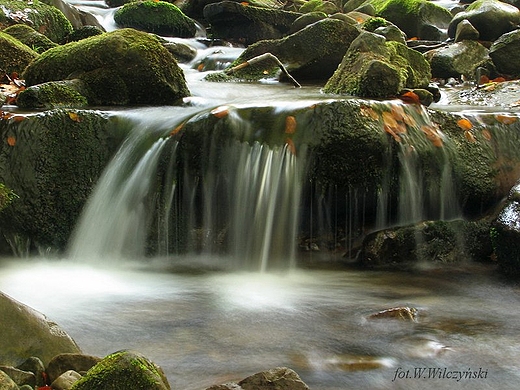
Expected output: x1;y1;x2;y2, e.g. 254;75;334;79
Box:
114;1;196;37
17;81;89;109
3;24;58;53
0;32;39;75
0;183;18;212
0;0;73;43
65;26;105;43
362;16;389;32
23;29;190;105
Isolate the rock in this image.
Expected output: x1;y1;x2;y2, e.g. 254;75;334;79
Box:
290;12;328;34
367;0;452;40
17;80;89;109
162;41;198;63
65;26;105;43
0;292;81;367
70;351;170;390
46;0;104;32
362;16;407;43
207;18;361;82
0;371;17;390
0;32;39;75
3;24;58;54
0;0;73;43
299;0;340;14
22;29;190;106
489;29;520;77
0;366;35;388
492;180;520;276
424;40;490;80
358;219;494;268
323;31;431;98
203;1;301;44
454;19;480;42
51;370;82;390
47;354;101;383
114;1;197;38
368;307;418;321
0;109;127;250
206;367;309;390
448;0;520;42
16;357;46;387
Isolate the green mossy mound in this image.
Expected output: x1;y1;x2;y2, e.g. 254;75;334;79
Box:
71;350;170;390
206;18;361;82
114;1;197;38
0;109;128;250
0;0;73;43
22;29;190;106
17;80;89;109
0;31;39;75
3;24;58;53
367;0;452;39
323;31;431;98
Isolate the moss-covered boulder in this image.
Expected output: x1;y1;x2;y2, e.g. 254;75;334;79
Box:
448;0;520;42
424;40;490;80
17;80;89;109
489;29;520;77
206;18;361;82
22;29;190;107
366;0;452;40
0;109;128;250
71;350;170;390
0;292;81;367
323;31;431;98
492;180;520;277
114;1;197;38
203;0;302;44
3;24;58;54
0;0;73;43
358;219;493;269
0;32;39;75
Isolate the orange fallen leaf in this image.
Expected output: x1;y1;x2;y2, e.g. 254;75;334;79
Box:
211;105;229;118
457;118;473;130
492;77;506;83
481;129;492;141
399;91;421;105
495;114;517;125
170;122;185;137
7;136;16;146
240;1;249;5
464;130;476;143
384;125;401;143
68;112;81;122
360;106;379;121
11;115;25;122
197;63;204;72
479;75;490;85
286;137;296;155
382;111;398;129
285;115;297;134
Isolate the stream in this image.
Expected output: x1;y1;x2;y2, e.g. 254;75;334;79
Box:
2;1;520;389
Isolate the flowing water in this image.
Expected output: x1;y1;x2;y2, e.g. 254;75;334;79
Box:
2;3;520;389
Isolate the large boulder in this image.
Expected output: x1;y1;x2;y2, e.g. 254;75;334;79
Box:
366;0;453;40
323;31;431;98
3;24;58;54
424;40;490;79
206;18;361;82
0;32;39;75
0;109;127;250
492;180;520;276
114;1;197;38
22;29;190;106
448;0;520;42
70;351;170;390
0;0;73;43
203;1;302;44
0;292;80;367
358;219;493;269
489;29;520;77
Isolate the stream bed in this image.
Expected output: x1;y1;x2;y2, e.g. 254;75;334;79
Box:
1;258;519;389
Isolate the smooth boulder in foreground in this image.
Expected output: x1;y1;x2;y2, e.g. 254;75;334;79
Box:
22;29;190;106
